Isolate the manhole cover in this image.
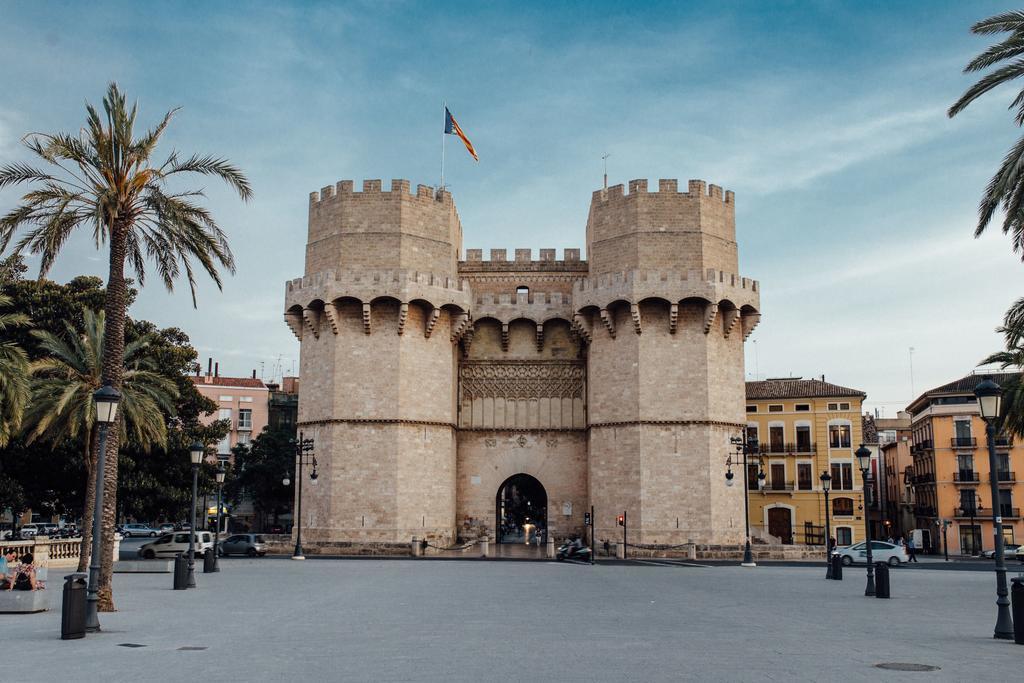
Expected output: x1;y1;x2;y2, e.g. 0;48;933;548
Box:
178;646;208;651
118;643;146;648
875;663;940;672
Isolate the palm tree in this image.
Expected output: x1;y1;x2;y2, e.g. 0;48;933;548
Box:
981;296;1024;437
0;294;30;448
0;83;250;609
25;309;178;571
949;10;1024;255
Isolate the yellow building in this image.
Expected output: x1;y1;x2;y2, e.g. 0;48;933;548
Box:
907;372;1023;555
745;378;867;546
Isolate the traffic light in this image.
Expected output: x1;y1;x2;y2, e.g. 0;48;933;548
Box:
584;512;592;526
617;514;625;527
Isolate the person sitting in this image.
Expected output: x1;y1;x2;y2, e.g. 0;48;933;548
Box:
9;553;39;591
0;549;17;589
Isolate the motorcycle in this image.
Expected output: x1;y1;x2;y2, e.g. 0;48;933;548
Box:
556;540;592;562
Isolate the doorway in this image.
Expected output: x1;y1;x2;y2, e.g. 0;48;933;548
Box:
768;507;793;544
496;474;547;545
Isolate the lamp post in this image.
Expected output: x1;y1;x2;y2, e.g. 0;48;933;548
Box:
727;435;763;567
821;470;833;579
855;444;875;596
84;383;121;633
974;378;1014;639
287;432;316;560
212;463;225;572
936;518;950;561
186;442;204;588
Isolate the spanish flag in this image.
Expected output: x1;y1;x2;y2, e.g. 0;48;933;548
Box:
445;107;478;161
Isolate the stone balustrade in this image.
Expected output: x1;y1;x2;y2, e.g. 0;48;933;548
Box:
1;534;121;568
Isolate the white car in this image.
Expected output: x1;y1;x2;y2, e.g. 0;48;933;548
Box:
835;540;909;567
18;524;39;538
138;531;214;559
121;523;160;538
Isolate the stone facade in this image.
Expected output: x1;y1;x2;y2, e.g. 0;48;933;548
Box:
284;177;760;550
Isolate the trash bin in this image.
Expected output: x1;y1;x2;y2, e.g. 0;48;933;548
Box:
173;553;189;590
1012;578;1024;645
830;554;843;580
61;573;88;640
874;561;890;599
203;548;216;573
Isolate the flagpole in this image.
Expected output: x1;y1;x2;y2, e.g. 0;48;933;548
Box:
440;100;446;191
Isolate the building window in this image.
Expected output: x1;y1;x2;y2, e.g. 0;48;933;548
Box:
829;423;851;449
797;463;813;490
768;404;783;413
219;408;232;422
746;425;758;445
747;463;761;490
835;527;852;546
516;286;529;297
839;402;850;411
238;409;252;430
795;404;810;412
217;435;230;455
239;396;254;403
833;497;854;516
831;462;854;490
746;405;758;413
218;395;233;402
237;432;251;446
769;425;784;452
796;425;812;452
1004;527;1016;545
959;489;978;514
770;463;786;490
827;403;838;411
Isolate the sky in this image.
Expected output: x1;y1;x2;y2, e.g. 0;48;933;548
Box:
1;0;1023;415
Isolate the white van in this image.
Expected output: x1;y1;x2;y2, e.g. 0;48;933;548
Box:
138;531;214;559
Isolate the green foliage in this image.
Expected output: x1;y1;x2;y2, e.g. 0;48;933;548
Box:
950;11;1024;256
226;427;295;528
0;294;30;447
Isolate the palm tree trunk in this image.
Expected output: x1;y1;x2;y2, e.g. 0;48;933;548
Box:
77;426;98;572
97;220;129;612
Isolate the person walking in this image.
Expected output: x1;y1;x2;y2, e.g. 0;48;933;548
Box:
906;534;918;562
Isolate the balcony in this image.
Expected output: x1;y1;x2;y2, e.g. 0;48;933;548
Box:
991;471;1017;483
913;472;935;485
763;482;795;492
954;507;982;519
1000;506;1021;518
953;470;980;484
915;439;934;451
995;435;1015;449
950;437;977;449
760;442;817;455
914;505;936;517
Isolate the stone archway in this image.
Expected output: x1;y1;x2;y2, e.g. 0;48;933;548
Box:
495;473;547;545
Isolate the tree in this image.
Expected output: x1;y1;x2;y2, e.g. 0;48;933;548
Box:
0;82;250;610
950;11;1024;255
226;427;295;531
24;309;178;570
0;294;29;447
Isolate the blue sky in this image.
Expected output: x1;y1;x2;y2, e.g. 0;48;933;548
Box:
1;0;1022;414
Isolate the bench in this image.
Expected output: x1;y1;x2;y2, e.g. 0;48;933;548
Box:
0;590;49;613
114;560;173;573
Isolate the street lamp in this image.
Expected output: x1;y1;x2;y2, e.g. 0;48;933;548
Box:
289;432;316;560
211;463;226;572
855;444;875;596
936;518;950;562
187;442;204;588
821;471;833;579
84;382;121;633
974;378;1014;639
727;435;762;567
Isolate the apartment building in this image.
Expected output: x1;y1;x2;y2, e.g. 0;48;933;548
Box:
190;362;270;462
745;378;867;546
907;372;1023;555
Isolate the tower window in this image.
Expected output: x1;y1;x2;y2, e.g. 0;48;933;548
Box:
516;286;529;297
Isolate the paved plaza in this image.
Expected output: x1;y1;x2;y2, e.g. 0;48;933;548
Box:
3;558;1022;681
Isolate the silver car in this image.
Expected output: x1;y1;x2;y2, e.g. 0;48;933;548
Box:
217;534;267;557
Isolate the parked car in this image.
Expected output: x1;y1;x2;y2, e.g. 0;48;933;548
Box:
158;523;175;534
981;543;1021;559
18;524;40;538
218;534;267;557
835;540;909;566
138;531;214;559
36;523;59;536
121;523;160;538
1015;545;1024;562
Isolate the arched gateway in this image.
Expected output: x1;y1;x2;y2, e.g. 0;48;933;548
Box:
496;474;547;544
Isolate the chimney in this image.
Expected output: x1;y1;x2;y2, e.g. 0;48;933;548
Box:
214;362;219;377
252;369;256;379
207;358;213;375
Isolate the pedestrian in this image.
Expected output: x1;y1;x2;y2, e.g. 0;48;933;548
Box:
9;553;39;591
906;535;918;562
0;549;17;589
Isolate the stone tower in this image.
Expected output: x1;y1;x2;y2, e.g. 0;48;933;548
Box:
575;179;760;546
284;180;471;545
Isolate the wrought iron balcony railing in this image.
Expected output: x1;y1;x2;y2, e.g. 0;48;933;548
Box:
991;471;1017;483
953;470;980;483
951;437;977;449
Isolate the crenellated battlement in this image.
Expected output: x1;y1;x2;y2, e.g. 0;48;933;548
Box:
574;269;757;294
590;178;734;205
309;178;452;206
462;248;583;263
286;268;468;295
572;268;760;316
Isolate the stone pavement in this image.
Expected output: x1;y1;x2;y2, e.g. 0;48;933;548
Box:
1;558;1022;681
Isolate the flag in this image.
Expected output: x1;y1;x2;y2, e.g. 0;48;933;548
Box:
444;107;478;161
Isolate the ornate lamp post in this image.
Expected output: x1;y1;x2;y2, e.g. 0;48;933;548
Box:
728;435;764;568
84;383;121;633
974;378;1014;639
286;432;317;560
855;444;875;596
821;470;833;579
186;442;204;588
212;463;225;572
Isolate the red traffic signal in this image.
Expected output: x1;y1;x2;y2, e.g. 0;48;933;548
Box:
617;514;625;526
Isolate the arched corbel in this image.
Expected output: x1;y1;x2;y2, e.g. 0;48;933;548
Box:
303;307;321;339
599;308;616;339
424;307;441;338
723;309;740;338
630;303;642;335
361;303;371;335
703;303;718;335
742;312;761;341
669;304;678;334
397;303;409;335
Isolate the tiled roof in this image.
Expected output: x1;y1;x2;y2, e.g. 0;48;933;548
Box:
907;371;1020;413
862;414;878;444
745;378;866;400
189;376;267;390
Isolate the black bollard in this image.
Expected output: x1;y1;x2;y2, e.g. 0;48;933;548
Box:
173;553;189;590
874;562;890;598
203;547;216;573
1012;578;1024;645
831;554;843;580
